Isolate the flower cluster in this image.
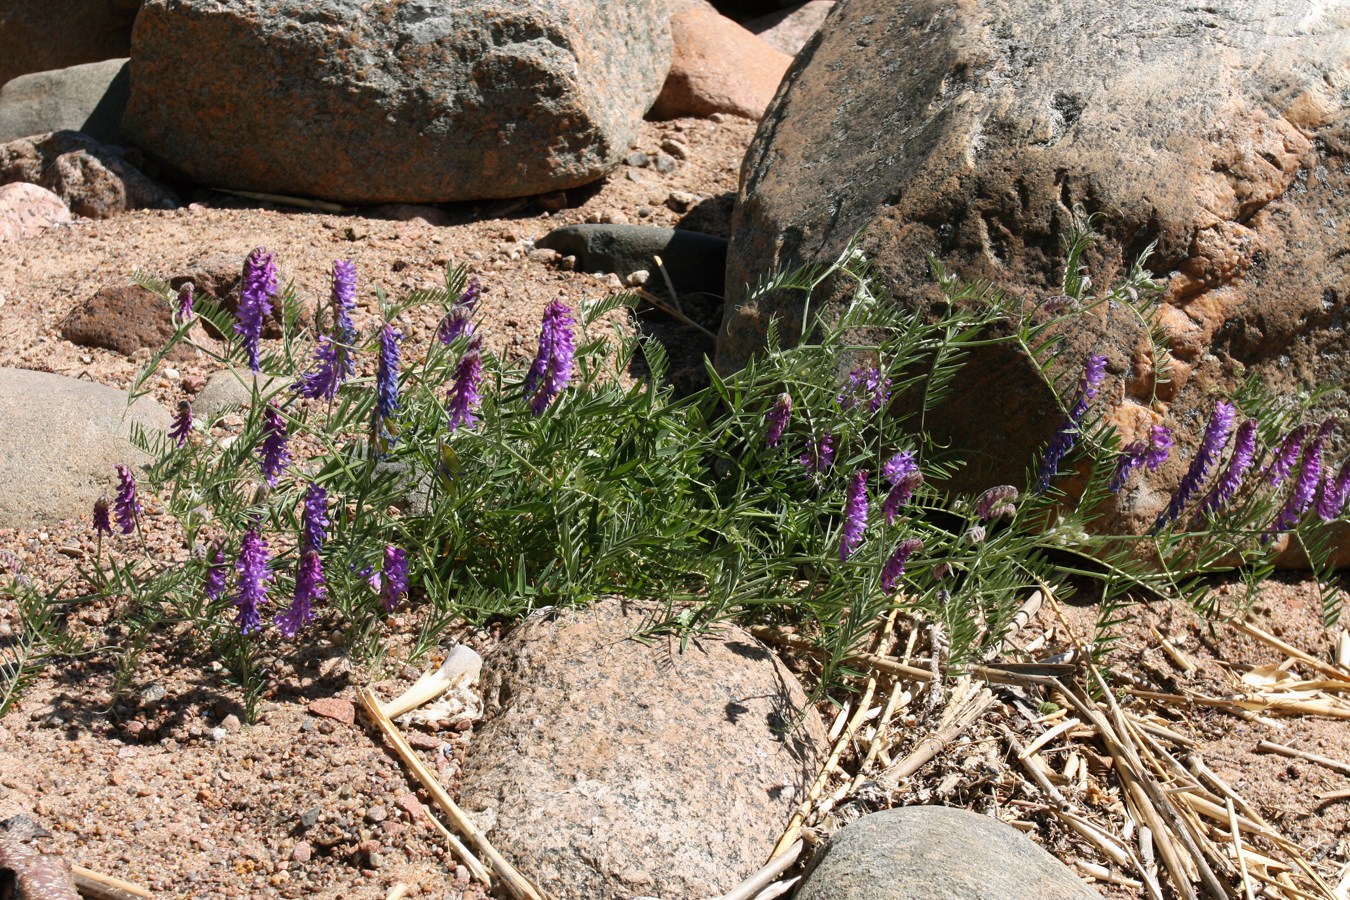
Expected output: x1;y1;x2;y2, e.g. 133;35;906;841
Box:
114;464;139;534
881;537;923;594
975;485;1019;522
523;301;575;415
1191;419;1256;523
175;283;194;322
881;451;922;525
438;276;480;345
235;248;277;372
764;393;791;447
446;341;484;431
92;496;112;537
1035;353;1107;494
295;261;359;402
381;545;409;612
169;400;193;448
375;323;402;442
800;431;836;475
1269;420;1332;535
839;470;869;560
234;528;271;634
1108;425;1172;492
258;403;291;486
1154;401;1236;532
837;366;891;413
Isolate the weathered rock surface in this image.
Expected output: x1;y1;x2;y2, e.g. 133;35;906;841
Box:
536;223;728;298
795;807;1101;900
0;0;140;88
0;58;130;144
458;600;828;900
744;1;835;56
59;284;194;360
194;370;282;423
720;0;1350;532
0;130;177;218
0;182;69;243
0;368;170;528
653;0;791;120
122;0;673;204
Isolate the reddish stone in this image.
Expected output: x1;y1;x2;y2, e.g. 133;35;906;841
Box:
306;697;355;726
0;182;69;243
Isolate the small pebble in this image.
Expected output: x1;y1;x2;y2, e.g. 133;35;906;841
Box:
299;807;321;829
626;169;644;183
291;841;313;864
220;714;242;733
660;139;691;160
624;151;650;167
140;683;167;704
653;153;677;173
666;191;699;213
209;727;227;742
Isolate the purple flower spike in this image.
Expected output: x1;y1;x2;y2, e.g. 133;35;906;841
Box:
93;496;113;536
881;451;922;525
1153;400;1236;532
524;301;575;415
446;343;484;432
1035;353;1108;494
205;542;228;602
1317;458;1350;522
301;483;329;552
175;283;195;322
764;393;792;448
375;324;402;440
233;529;271;634
235;248;277;372
1262;425;1310;487
294;335;343;402
113;464;140;534
881;537;924;594
800;431;835;475
1269;421;1332;534
1110;425;1172;493
332;260;357;333
438;276;481;345
169;399;193;447
258;403;291;486
381;545;409;612
839;470;869;560
837;367;891;413
976;485;1019;521
277;549;324;638
1192;419;1257;523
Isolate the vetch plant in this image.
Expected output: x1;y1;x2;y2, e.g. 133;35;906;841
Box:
12;219;1341;723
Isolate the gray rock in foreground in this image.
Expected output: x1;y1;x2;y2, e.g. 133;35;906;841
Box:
0;58;130;145
458;599;828;900
796;806;1101;900
123;0;673;203
720;0;1350;539
0;368;170;528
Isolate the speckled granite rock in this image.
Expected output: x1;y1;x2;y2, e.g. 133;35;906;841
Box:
0;130;177;218
0;58;130;144
123;0;673;203
0;182;69;243
653;0;791;120
458;599;828;900
796;806;1101;900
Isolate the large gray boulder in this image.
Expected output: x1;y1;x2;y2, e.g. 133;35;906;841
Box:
719;0;1350;534
0;58;130;145
458;599;828;900
0;368;170;528
795;806;1101;900
0;1;140;89
122;0;673;204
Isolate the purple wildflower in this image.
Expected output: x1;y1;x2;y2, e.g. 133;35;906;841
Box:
258;403;291;486
1317;458;1350;522
800;431;836;475
976;485;1019;521
276;549;324;638
840;470;870;560
113;464;140;534
764;393;792;448
1269;421;1331;534
332;259;357;335
204;542;228;602
446;343;484;431
881;537;924;594
233;529;271;634
1192;419;1257;523
175;283;194;321
301;483;329;552
1035;353;1108;494
169;399;193;447
881;452;922;525
837;367;891;413
1153;401;1236;532
381;545;409;612
1110;425;1173;492
438;276;481;345
1262;425;1310;486
523;301;575;415
375;323;402;441
235;248;277;372
93;496;112;536
294;335;343;402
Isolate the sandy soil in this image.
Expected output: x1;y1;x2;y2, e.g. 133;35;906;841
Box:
1;111;1348;899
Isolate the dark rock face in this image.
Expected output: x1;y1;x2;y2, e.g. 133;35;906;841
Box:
795;806;1102;900
458;600;828;900
122;0;673;204
0;0;140;88
0;130;177;218
59;284;194;360
718;0;1350;533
